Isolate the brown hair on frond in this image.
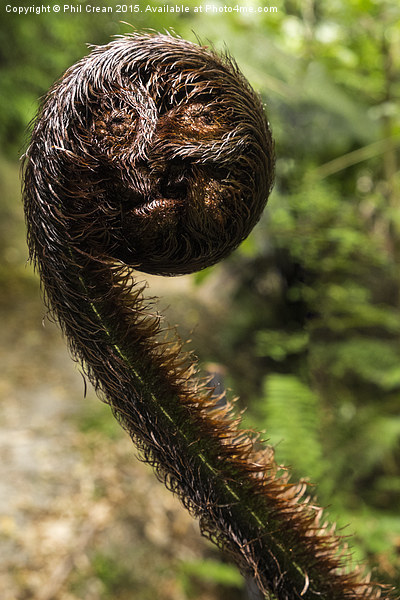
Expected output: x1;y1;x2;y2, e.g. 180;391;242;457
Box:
23;33;390;600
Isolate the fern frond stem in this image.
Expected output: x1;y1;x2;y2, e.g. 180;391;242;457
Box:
22;32;391;600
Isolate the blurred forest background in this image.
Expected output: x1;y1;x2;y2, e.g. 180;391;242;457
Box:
1;0;399;599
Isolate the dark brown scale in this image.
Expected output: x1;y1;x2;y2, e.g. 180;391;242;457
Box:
23;33;390;600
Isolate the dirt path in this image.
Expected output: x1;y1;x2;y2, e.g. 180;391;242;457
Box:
0;277;244;600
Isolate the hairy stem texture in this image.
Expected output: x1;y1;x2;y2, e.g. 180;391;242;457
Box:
23;33;388;600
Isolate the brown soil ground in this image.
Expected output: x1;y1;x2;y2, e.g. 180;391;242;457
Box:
0;275;244;600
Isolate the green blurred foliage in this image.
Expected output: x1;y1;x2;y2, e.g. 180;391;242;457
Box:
179;559;243;598
1;0;400;593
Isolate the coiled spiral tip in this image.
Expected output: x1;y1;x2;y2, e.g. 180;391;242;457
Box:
27;33;274;276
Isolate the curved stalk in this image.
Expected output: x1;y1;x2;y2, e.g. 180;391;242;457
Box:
23;33;388;600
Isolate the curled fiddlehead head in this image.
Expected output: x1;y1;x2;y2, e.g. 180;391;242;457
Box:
23;33;390;600
26;33;273;275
